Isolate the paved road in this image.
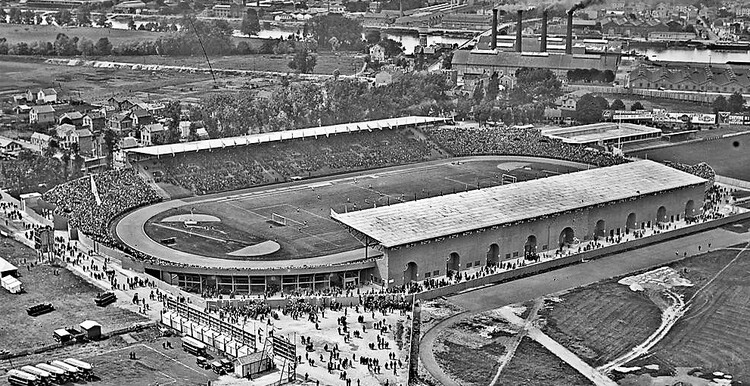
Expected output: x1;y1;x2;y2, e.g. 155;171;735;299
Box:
419;226;750;385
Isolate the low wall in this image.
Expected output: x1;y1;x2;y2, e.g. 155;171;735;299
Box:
415;212;750;301
407;303;421;385
716;175;750;190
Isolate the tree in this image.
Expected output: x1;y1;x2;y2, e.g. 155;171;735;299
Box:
96;13;109;27
95;37;112;55
0;8;7;23
240;9;261;36
306;14;363;51
472;80;484;103
75;5;91;26
54;33;77;56
728;91;745;113
288;46;316;73
365;30;381;45
8;8;22;24
127;18;136;30
442;52;453;69
486;72;499;102
78;37;95;56
56;10;72;26
575;93;609;124
712;95;728;112
610;99;626;111
630;101;644;111
379;38;403;58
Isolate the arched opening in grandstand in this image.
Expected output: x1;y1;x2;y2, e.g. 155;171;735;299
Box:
446;252;460;275
657;206;668;223
486;244;500;266
626;213;637;230
404;262;418;285
595;220;606;238
524;235;538;258
559;227;575;247
685;200;696;218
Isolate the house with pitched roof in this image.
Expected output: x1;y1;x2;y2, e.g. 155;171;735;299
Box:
29;105;56;124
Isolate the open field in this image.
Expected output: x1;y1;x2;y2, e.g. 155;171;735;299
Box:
433;310;514;386
625;244;750;383
143;158;583;260
495;336;594;386
539;281;662;367
0;236;147;353
0;24;168;45
629;134;750;181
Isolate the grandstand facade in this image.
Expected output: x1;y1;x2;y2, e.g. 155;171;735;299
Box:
333;160;707;287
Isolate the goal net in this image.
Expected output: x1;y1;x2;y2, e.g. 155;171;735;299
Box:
271;213;287;226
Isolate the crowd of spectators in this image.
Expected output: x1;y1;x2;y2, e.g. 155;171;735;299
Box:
664;161;716;185
42;169;162;243
154;129;435;195
426;126;628;167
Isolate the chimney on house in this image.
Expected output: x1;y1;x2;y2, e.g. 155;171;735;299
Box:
540;10;548;52
566;10;574;54
491;9;498;50
516;10;523;53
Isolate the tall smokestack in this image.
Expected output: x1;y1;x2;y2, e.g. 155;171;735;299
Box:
491;9;498;50
516;10;523;53
566;11;574;55
540;10;548;52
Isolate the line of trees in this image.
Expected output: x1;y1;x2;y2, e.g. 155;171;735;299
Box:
567;68;616;84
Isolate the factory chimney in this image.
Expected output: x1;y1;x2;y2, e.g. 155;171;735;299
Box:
540;10;548;52
491;9;498;50
516;10;523;53
566;10;574;54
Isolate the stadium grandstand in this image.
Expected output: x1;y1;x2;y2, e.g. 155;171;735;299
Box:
540;123;662;146
332;160;707;287
37;117;719;295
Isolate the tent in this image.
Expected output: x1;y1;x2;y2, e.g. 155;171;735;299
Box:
0;257;18;277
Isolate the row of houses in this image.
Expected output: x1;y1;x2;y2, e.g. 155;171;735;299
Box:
628;64;750;94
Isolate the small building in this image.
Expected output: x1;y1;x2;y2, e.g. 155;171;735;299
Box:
72;128;94;157
234;352;273;378
14;105;31;115
140;123;167;146
31;132;53;152
29;105;56;125
83;111;106;131
130;109;153;127
79;320;102;340
370;44;386;62
55;123;78;146
1;275;22;294
0;257;18;277
0;137;22;154
555;90;590;110
108;112;134;134
24;89;37;103
113;0;147;13
59;111;84;126
196;127;210;140
37;88;58;104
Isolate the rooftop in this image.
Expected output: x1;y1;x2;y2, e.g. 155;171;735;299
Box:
541;123;662;144
331;160;705;248
125;116;449;157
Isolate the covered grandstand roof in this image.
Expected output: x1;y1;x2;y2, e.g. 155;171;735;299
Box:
541;123;662;145
124;116;449;157
331;160;706;248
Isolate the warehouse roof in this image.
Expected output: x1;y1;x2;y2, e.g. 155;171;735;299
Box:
125;116;448;157
331;160;706;248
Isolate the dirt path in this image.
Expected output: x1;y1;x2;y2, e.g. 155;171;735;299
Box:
418;226;747;384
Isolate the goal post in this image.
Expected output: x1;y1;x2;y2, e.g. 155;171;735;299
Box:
271;213;287;226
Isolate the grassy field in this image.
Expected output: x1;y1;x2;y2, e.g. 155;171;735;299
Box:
626;245;750;383
143;158;584;260
0;236;147;354
539;282;662;367
495;337;594;386
629;134;750;181
0;24;169;45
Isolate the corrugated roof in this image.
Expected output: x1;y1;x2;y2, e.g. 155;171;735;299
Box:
331;160;706;248
452;50;617;72
125;116;448;157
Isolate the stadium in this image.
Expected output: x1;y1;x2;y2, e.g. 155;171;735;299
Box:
43;117;712;296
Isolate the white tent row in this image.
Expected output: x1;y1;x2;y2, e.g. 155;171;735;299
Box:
160;311;251;358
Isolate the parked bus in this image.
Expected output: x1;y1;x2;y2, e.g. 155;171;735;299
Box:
20;366;51;385
181;336;207;356
62;359;94;380
49;361;79;381
35;364;66;384
7;369;39;386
